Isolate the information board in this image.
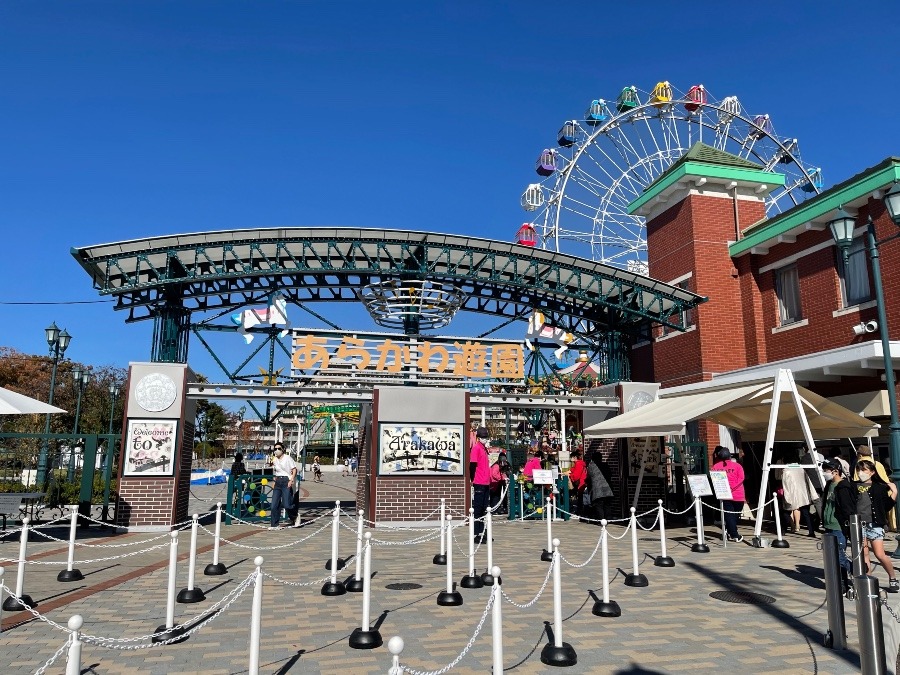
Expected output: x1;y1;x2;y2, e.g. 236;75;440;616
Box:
709;471;734;501
532;469;554;485
686;474;713;497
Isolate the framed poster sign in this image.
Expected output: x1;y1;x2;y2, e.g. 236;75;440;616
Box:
123;419;178;476
378;423;464;476
532;469;554;485
709;471;734;501
686;474;713;497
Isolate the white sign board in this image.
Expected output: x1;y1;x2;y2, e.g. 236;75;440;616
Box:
709;471;734;501
532;469;554;485
687;474;713;497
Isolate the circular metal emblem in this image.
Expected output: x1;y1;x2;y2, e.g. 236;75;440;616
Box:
626;390;655;412
134;373;178;412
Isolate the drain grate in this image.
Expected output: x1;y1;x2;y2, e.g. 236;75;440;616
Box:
709;590;776;605
385;582;424;591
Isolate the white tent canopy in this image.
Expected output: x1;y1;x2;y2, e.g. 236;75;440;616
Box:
0;387;66;415
584;375;879;441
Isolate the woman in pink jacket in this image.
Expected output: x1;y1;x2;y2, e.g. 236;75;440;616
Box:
711;446;745;543
523;447;543;479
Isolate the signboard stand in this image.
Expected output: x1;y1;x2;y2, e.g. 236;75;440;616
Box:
709;470;733;547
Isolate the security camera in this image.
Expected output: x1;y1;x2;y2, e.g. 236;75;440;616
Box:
853;321;878;335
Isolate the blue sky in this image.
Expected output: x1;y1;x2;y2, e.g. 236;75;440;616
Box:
2;2;898;387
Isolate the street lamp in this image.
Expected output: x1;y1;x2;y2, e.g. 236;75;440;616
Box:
67;367;92;480
37;323;71;488
829;183;900;549
101;382;120;524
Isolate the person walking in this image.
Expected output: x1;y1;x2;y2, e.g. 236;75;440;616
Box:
269;442;297;529
586;451;614;523
820;458;856;591
312;455;322;482
230;452;246;477
855;459;899;592
855;444;896;531
711;446;746;543
781;453;818;536
342;457;350;477
568;450;588;517
350;455;358;477
470;426;491;543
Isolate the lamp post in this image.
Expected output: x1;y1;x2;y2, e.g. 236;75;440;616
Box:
37;323;71;488
101;383;120;524
303;403;313;478
829;183;900;550
67;367;92;481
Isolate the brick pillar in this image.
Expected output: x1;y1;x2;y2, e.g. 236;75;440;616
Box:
115;363;196;531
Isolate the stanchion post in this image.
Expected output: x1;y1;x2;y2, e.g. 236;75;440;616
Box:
437;516;462;606
850;514;864;577
654;500;675;567
347;510;365;592
822;533;847;650
433;498;447;565
541;497;553;562
248;556;264;675
178;514;206;603
58;505;84;582
691;497;710;553
771;492;790;549
624;507;649;587
540;538;577;666
388;635;404;674
719;500;727;547
481;508;495;585
153;531;187;643
491;565;503;674
461;507;483;589
205;502;227;576
349;532;382;648
855;574;887;674
2;517;35;611
325;500;345;571
0;567;5;630
66;614;83;675
592;521;620;617
322;502;346;596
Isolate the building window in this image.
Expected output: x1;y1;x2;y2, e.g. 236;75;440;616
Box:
775;265;802;325
838;237;872;306
661;279;694;336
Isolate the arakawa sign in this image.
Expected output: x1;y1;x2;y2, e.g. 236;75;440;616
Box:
378;423;465;476
292;334;524;380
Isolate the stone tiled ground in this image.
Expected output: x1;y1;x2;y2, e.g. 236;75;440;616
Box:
0;476;888;673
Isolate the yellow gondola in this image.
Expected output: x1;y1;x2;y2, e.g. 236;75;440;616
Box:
650;81;672;108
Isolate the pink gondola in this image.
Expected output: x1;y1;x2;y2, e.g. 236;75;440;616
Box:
684;85;706;112
516;223;538;247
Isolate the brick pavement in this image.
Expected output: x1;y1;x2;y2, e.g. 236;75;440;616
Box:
0;478;888;674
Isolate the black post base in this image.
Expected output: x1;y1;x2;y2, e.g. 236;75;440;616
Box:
771;538;791;549
152;624;188;644
481;571;499;586
592;600;621;617
541;549;553;562
348;627;383;650
321;581;346;596
691;543;710;553
624;573;649;587
204;563;227;576
540;642;578;667
2;594;35;612
654;556;675;568
460;574;484;589
345;578;365;593
177;587;206;604
57;569;84;582
436;590;463;606
325;557;346;571
432;554;447;565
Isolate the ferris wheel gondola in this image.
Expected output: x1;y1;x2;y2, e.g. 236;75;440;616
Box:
517;82;824;268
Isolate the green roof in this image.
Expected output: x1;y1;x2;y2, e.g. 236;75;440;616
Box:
629;143;782;215
730;156;900;257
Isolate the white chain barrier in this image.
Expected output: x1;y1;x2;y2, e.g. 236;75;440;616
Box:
1;540;172;566
500;557;554;609
560;530;604;569
35;632;71;675
624;508;649;587
400;590;495;675
490;566;503;674
200;519;331;550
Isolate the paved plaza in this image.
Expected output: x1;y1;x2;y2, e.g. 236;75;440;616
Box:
0;476;893;674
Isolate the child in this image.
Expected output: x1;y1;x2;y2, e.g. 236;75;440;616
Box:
312;455;323;483
856;459;899;592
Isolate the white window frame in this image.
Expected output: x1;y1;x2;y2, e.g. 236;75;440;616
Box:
775;264;803;326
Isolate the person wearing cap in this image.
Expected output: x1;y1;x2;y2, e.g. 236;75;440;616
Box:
269;442;297;529
711;446;745;543
470;426;491;543
821;458;856;587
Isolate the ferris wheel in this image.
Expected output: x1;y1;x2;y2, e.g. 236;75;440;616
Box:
517;82;824;271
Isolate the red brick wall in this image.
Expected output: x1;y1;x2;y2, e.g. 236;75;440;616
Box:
375;477;467;522
116;478;176;527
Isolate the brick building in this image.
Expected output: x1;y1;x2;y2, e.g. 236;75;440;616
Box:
630;145;900;464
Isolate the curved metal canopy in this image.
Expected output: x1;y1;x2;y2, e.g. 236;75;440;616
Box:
71;227;705;337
